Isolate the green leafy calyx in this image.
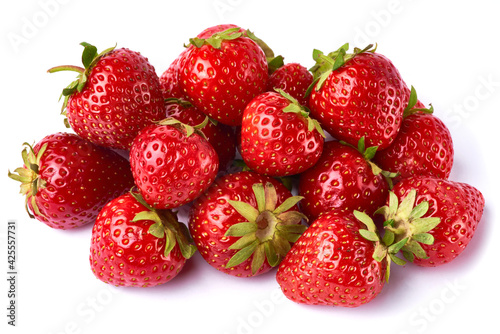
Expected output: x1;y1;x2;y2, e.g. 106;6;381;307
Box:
224;182;307;275
130;191;196;260
276;88;326;138
8;142;49;219
375;190;441;263
47;42;116;115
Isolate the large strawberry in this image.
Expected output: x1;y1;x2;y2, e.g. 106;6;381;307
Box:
308;44;409;149
240;90;325;177
179;26;268;126
8;132;134;229
276;209;392;307
377;176;485;267
374;87;454;182
189;171;307;277
48;42;165;150
267;62;313;107
90;191;196;287
166;98;236;172
298;138;390;223
129;118;219;210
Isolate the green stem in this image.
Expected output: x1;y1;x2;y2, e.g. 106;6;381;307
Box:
47;65;85;74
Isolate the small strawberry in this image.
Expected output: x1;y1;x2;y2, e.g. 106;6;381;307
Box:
240;90;325;177
374;87;454;182
189;171;307;277
159;51;186;99
129;118;219;210
308;44;409;149
298;138;391;223
377;176;485;267
166;98;236;171
8;132;134;229
276;209;394;307
179;26;268;126
48;42;165;150
90;191;196;287
267;63;313;107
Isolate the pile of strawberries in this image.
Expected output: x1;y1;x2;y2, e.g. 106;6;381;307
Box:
9;24;485;308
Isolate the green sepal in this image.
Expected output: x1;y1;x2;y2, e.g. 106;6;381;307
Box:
403;85;434;118
228;200;260;223
225;222;258;237
412;233;434;245
228;233;258;250
189;27;243;49
251;244;266;275
411;217;441;235
402;240;429;259
264;241;279;267
389;253;407;266
359;229;379;242
226;240;259;269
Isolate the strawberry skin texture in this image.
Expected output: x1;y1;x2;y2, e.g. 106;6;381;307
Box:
179;35;268;126
26;133;134;229
159;52;186;99
66;48;165;150
90;193;186;287
188;171;296;277
309;52;408;149
276;209;386;307
267;63;313;107
374;113;454;182
129;123;219;209
166;101;236;172
240;91;324;177
299;140;388;222
392;176;485;267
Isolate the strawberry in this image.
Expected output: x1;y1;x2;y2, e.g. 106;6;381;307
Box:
166;98;236;172
90;191;196;287
378;176;485;267
308;44;409;149
159;51;186;99
129;118;219;210
179;26;268;126
188;171;307;277
267;62;313;107
48;42;165;150
374;87;454;182
240;90;325;177
298;138;390;223
276;209;390;307
8;132;134;229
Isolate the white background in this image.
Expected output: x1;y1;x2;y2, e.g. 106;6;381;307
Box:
1;1;498;334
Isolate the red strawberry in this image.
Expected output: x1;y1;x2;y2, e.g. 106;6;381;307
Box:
267;63;313;107
48;42;165;150
8;132;134;229
378;176;485;267
374;87;454;182
240;90;325;177
159;52;186;99
308;44;409;149
189;171;307;277
298;138;390;223
179;26;268;126
166;98;237;171
276;209;388;307
129;119;219;209
90;191;196;287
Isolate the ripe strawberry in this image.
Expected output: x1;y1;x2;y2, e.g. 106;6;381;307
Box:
240;90;325;177
90;191;196;287
8;132;134;229
166;98;236;171
308;44;409;149
374;87;454;182
276;209;388;307
159;24;245;100
159;52;186;99
298;138;390;223
48;42;165;150
129;119;219;210
267;63;313;107
179;26;268;126
378;176;485;267
189;171;307;277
